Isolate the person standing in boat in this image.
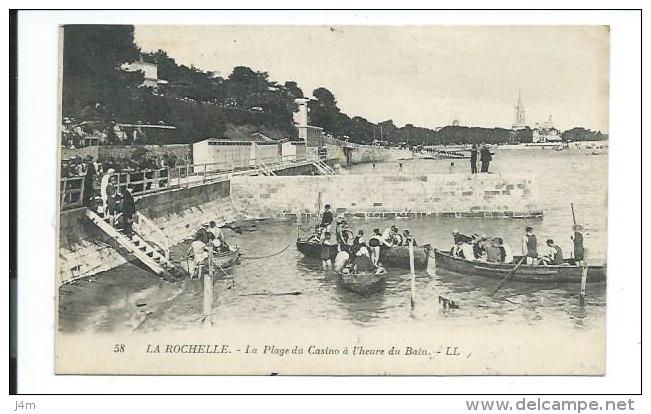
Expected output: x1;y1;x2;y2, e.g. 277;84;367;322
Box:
320;204;334;232
335;216;346;244
571;224;585;265
522;226;538;265
188;233;208;278
470;144;478;174
320;231;336;270
541;239;564;265
368;228;383;266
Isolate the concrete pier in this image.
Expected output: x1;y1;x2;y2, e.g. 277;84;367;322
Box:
230;173;542;219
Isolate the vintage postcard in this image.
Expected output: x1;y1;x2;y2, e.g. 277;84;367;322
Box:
55;24;609;375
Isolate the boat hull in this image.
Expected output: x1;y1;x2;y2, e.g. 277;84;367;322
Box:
296;240;430;269
335;271;387;296
433;249;606;284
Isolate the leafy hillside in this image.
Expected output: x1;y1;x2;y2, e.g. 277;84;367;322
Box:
61;25;606;146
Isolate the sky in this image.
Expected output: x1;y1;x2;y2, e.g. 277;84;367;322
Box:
135;25;609;132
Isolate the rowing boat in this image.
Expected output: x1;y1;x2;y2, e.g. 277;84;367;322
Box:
188;247;241;277
433;249;606;284
211;248;241;269
335;270;387;296
296;239;431;269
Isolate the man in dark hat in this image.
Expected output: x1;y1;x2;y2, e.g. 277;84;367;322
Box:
480;144;492;173
82;155;96;206
470;144;478;174
121;184;136;238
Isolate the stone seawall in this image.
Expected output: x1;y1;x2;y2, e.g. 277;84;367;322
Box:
230;173;542;219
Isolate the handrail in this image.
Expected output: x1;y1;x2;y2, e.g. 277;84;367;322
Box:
59;155;316;210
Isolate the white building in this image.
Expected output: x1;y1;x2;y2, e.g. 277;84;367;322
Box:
122;60;169;90
532;115;562;143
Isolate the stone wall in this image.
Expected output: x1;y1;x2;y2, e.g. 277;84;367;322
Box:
230;173;542;219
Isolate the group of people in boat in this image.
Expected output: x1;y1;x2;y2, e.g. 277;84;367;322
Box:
451;230;513;264
308;204;417;275
451;225;585;266
187;220;237;277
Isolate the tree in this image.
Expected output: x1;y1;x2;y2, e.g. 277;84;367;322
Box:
309;87;343;135
284;81;304;99
62;25;143;119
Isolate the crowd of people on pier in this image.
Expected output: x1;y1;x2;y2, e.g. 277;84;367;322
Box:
61;152;179;210
450;225;585;266
307;204;418;274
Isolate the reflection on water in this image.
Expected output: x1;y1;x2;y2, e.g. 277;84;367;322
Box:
59;148;607;335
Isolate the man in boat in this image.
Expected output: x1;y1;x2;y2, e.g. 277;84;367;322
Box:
541;239;564;265
390;226;403;246
351;229;365;255
473;234;489;259
350;244;376;274
458;242;477;261
320;204;334;232
334;248;350;272
522;226;539;265
401;229;417;246
485;238;502;263
320;231;336;269
207;220;228;251
368;228;384;266
496;237;513;263
570;224;585;265
188;233;208;278
306;225;322;243
452;229;473;245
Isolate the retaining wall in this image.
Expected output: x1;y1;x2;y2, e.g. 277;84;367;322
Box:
230;173;542;219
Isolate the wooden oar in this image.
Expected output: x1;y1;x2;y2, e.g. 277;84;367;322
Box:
491;256;527;296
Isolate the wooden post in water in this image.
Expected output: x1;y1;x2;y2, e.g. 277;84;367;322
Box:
580;248;588;306
409;239;416;308
203;248;214;327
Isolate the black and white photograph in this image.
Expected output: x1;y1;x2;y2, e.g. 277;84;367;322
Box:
51;22;611;375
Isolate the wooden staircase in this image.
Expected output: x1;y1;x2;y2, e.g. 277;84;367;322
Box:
85;210;186;279
309;155;336;175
